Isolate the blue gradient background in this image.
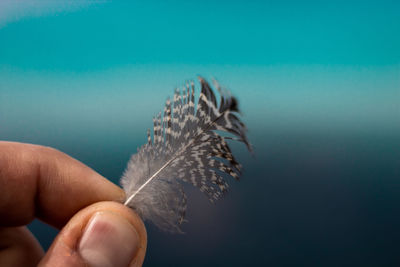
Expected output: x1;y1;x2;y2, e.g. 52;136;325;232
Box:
0;1;399;266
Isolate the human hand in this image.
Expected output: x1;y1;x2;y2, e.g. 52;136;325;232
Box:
0;141;147;267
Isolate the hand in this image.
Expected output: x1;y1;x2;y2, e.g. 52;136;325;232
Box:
0;141;147;267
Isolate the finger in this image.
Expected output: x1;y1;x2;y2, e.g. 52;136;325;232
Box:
39;201;147;267
0;141;125;228
0;226;44;267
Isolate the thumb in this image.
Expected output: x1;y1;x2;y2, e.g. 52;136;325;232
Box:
39;201;147;267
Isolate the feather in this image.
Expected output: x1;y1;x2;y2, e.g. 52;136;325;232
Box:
120;77;251;232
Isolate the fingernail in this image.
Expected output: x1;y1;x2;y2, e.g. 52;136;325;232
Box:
79;212;139;267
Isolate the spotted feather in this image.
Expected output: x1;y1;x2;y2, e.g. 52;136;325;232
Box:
121;77;251;232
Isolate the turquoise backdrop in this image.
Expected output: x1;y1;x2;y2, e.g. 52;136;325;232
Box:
0;1;399;266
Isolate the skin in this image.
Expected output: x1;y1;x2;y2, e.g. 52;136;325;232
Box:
0;141;147;266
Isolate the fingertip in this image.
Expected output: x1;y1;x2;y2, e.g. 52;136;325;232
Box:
40;201;147;267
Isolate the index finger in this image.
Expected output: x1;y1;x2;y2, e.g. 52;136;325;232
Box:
0;141;125;228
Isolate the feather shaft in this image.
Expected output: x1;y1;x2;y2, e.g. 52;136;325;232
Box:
124;112;226;206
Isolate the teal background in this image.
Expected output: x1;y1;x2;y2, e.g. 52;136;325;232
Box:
0;1;399;266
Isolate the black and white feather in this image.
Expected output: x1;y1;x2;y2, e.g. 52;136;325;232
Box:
121;77;251;232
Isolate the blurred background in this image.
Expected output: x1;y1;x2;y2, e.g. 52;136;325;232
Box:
0;1;399;266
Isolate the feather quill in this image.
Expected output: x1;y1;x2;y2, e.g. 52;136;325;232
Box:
120;77;251;232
